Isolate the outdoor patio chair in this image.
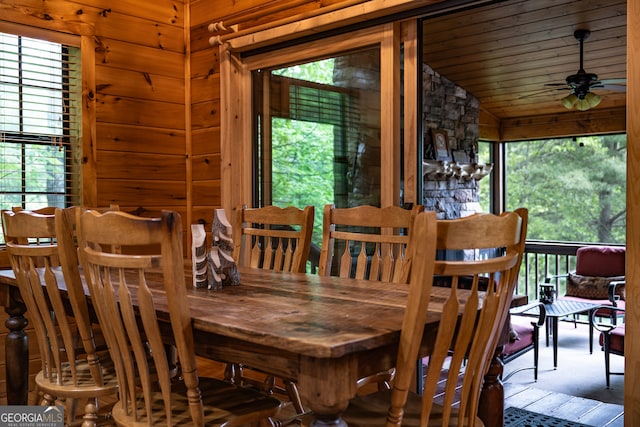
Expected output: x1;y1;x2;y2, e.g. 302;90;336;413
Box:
545;245;625;353
501;302;546;381
592;306;625;388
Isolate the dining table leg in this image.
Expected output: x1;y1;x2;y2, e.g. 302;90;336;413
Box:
3;286;29;405
478;346;505;427
298;355;356;427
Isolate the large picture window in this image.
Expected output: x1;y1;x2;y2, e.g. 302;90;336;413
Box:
505;135;626;244
254;49;381;245
219;23;409;227
0;31;81;243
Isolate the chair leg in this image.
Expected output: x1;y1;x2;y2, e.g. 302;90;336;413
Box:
604;334;612;389
68;397;79;426
81;398;99;427
285;380;305;415
533;328;540;381
415;359;424;394
589;317;594;354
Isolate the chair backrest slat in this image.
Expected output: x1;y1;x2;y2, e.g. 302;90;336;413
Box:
233;205;314;273
318;204;424;283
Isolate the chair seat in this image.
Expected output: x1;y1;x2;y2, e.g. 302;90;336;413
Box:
600;324;625;355
36;357;117;398
315;389;481;427
112;377;281;426
502;318;534;357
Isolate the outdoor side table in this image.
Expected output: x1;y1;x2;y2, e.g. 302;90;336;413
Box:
526;299;600;368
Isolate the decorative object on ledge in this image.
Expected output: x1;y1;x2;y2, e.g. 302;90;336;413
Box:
471;163;493;180
452;149;471;163
423;160;492;181
207;209;240;290
191;224;208;289
431;128;451;161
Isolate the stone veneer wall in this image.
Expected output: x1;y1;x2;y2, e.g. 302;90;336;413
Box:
422;64;482;219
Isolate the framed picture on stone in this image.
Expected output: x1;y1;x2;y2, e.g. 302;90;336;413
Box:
452;149;470;163
431;129;451;161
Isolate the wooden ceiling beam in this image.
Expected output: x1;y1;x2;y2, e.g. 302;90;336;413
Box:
495;107;626;141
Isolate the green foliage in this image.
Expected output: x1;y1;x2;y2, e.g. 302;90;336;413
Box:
272;118;334;245
506;135;626;243
271;59;337;247
273;59;335;84
268;59;627;248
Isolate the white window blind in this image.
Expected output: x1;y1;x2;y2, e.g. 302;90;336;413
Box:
0;31;81;242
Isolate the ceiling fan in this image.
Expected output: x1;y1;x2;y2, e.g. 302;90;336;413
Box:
551;29;626;111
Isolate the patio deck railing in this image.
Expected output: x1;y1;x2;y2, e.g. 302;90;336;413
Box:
309;240;624;303
516;241;625;302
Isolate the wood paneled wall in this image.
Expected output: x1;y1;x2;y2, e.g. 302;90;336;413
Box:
188;0;355;229
1;0;639;419
1;0;189;233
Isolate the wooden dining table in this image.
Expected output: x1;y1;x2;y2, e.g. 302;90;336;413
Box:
0;265;506;426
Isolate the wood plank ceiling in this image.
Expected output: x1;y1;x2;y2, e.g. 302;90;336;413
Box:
421;0;627;120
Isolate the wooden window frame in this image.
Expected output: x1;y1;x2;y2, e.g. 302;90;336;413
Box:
0;21;96;207
219;21;419;216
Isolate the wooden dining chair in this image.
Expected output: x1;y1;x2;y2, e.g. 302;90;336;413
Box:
233;204;314;273
2;208;118;426
592;305;626;388
318;204;424;283
77;209;281;426
229;204;314;423
328;209;527;427
318;203;424;391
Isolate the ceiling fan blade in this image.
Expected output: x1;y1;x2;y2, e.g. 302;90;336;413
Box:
599;78;626;84
544;83;568;87
518;87;566;99
595;84;627;92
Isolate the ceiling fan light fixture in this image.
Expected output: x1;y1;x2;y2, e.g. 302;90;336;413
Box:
575;92;602;111
561;93;578;109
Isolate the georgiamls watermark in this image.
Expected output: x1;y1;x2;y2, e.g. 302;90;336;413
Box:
0;406;64;427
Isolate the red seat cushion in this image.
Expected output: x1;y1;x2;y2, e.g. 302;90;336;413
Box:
502;318;534;357
599;324;625;355
575;246;625;277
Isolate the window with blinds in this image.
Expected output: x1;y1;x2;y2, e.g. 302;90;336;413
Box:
254;49;381;251
0;31;81;243
0;33;82;243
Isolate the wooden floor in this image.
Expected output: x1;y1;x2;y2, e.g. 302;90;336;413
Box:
502;319;624;426
504;383;624;426
13;358;624;427
199;354;625;426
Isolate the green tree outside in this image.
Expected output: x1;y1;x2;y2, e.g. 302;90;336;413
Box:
505;135;626;244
